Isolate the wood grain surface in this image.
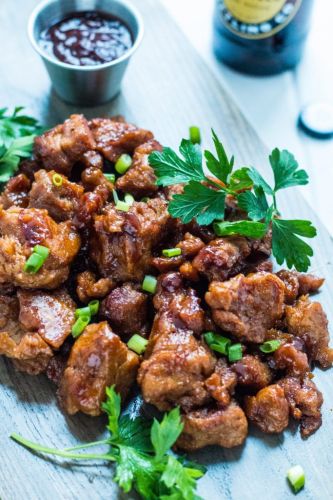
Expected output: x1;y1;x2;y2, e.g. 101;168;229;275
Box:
0;1;332;499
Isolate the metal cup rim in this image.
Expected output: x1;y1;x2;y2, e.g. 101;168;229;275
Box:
27;0;144;72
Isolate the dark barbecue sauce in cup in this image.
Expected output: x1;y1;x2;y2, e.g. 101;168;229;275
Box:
39;10;133;66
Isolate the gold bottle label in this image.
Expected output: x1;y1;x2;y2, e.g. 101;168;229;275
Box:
218;0;302;39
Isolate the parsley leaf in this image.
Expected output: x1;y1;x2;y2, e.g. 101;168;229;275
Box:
151;128;317;272
169;181;226;225
11;387;204;500
149;140;205;186
161;455;204;500
102;385;121;439
204;129;234;183
272;219;316;271
151;407;183;461
237;186;269;221
269;148;308;191
228;167;253;191
214;220;267;239
0;107;41;184
248;167;274;195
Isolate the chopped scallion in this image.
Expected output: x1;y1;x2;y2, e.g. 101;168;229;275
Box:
204;332;231;356
88;300;100;316
75;306;91;319
23;253;44;274
228;343;243;362
124;193;135;206
142;275;157;294
115;154;132;174
104;173;115;183
141;197;150;202
162;248;182;258
72;315;90;338
33;245;50;259
23;245;49;274
127;334;148;355
189;126;201;145
116;201;130;212
52;173;63;187
112;189;119;204
287;465;305;493
259;340;281;353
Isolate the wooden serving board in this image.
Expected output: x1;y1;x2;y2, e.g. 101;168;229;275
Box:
0;1;332;499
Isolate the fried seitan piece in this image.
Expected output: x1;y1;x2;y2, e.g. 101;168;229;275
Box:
232;354;272;392
34;114;95;175
192;233;271;282
29;170;84;222
0;174;31;208
81;150;104;170
272;339;310;377
100;283;148;337
192;237;252;282
91;198;170;282
76;271;115;303
138;273;215;411
278;376;323;437
116;139;162;197
285;295;333;368
204;358;237;407
244;384;289;434
58;321;139;416
276;270;324;304
0;207;80;289
89;117;153;162
72;167;114;228
176;403;248;451
0;289;75;374
17;288;76;349
0;294;52;374
206;272;285;343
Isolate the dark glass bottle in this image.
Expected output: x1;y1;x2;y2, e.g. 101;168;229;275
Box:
213;0;314;75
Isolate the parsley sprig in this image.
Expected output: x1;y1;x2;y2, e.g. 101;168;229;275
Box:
0;106;42;183
11;386;205;500
150;132;252;226
149;131;316;272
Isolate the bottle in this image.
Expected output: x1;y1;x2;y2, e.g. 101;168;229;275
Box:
213;0;314;75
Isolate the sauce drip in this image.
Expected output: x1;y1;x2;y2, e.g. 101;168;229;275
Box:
39;10;133;66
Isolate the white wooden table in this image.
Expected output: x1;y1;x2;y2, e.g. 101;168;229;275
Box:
162;0;333;235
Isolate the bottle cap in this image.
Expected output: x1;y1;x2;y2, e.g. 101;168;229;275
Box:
299;102;333;138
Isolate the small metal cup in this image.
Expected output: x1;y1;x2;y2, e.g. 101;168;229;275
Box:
28;0;144;106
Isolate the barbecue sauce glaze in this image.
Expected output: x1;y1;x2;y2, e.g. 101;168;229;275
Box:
39;10;133;66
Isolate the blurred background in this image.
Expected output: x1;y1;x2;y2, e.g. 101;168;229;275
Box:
162;0;333;235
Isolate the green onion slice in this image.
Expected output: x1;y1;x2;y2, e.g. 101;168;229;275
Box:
72;315;90;339
116;201;130;212
189;126;201;145
52;173;63;187
112;189;119;204
127;334;148;355
141;197;150;202
115;154;132;174
124;193;135;206
88;300;100;316
204;332;231;356
162;248;182;258
23;253;44;274
104;173;115;183
33;245;50;259
75;306;91;319
142;275;157;294
228;343;243;362
287;465;305;493
259;340;281;353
